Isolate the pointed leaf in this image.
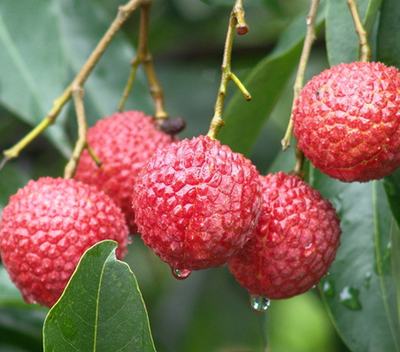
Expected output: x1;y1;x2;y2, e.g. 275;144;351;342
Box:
218;5;326;156
43;240;156;352
311;170;400;352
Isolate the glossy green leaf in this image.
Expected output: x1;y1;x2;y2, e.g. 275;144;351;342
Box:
312;170;400;352
326;0;381;65
218;5;326;156
43;240;156;352
0;0;71;157
377;0;400;70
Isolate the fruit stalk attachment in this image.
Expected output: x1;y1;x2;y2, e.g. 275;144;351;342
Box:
1;0;144;167
345;0;371;62
281;0;320;176
118;0;168;121
206;0;251;140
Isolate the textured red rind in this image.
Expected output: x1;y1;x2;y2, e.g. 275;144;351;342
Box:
0;177;129;307
229;172;341;300
292;61;400;182
74;110;176;234
132;135;262;271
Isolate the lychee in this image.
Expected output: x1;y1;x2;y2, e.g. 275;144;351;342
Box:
0;177;129;307
74;110;177;234
132;135;262;275
292;61;400;182
229;172;341;300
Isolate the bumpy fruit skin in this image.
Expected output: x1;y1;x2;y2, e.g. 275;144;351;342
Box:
229;172;341;300
292;61;400;182
132;135;262;272
0;177;129;307
74;110;176;234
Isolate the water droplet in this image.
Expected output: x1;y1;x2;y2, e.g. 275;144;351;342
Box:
128;235;134;244
250;295;270;313
172;268;191;280
322;279;335;298
364;271;372;289
339;286;362;310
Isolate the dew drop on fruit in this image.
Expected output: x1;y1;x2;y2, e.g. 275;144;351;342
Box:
172;268;191;280
250;295;270;313
128;235;134;244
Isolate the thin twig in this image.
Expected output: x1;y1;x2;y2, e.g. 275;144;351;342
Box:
3;0;144;163
345;0;371;62
118;0;168;121
64;87;88;179
206;0;250;139
281;0;320;178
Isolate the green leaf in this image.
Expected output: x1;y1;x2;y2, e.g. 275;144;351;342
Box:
382;170;400;230
377;0;400;68
312;170;400;352
0;0;71;157
326;0;381;65
218;5;326;156
43;240;156;352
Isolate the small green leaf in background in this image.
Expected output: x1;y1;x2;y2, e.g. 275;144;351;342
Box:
43;240;156;352
312;169;400;352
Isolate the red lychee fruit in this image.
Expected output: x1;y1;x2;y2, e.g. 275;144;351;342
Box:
292;61;400;182
0;177;129;307
132;135;262;275
74;110;177;234
229;172;341;300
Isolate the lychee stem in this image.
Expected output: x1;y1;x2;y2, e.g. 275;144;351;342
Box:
345;0;371;62
207;0;251;140
118;0;168;122
63;86;102;179
281;0;320;153
2;0;144;164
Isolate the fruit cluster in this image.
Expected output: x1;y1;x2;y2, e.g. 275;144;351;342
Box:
6;91;382;307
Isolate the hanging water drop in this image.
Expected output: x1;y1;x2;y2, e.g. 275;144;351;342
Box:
339;286;362;310
364;271;372;289
172;268;192;280
250;295;270;313
127;234;134;245
322;278;335;298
